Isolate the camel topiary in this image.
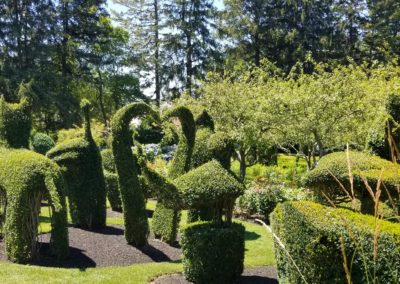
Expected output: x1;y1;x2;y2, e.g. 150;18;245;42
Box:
110;102;160;246
48;100;107;229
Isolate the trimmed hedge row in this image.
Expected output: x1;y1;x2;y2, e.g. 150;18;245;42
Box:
48;100;106;229
180;221;245;284
271;201;400;283
303;151;400;213
111;102;159;246
0;148;69;263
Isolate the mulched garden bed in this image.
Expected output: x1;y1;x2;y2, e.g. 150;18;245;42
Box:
0;209;181;268
151;267;278;284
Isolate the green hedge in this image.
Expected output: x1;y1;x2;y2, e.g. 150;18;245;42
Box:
271;201;400;283
111;102;159;246
151;106;195;243
0;148;69;263
174;160;244;210
152;202;181;244
303;151;400;213
48;100;106;229
30;132;55;155
181;221;245;284
0;90;32;149
101;149;122;212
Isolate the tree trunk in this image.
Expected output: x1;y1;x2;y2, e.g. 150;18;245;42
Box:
154;0;161;106
97;68;108;127
239;148;247;182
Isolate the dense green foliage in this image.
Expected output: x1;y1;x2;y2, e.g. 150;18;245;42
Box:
0;148;68;263
47;100;106;228
30;132;55;155
151;106;195;243
151;203;181;244
0;88;32;149
271;201;400;283
175;160;244;212
111;102;159;246
181;222;245;284
101;149;122;212
304;151;400;213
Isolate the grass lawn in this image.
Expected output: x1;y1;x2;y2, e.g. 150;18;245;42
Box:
0;200;275;284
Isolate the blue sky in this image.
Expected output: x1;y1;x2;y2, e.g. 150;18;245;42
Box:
107;0;224;14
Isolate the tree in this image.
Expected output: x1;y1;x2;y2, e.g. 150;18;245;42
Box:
114;0;164;105
163;0;220;97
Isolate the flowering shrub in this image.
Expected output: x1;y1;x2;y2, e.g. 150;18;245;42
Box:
236;176;313;221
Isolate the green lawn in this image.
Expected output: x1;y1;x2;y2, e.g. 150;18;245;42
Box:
0;200;275;284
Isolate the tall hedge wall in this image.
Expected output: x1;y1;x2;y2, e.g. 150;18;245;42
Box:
0;93;31;149
271;201;400;283
303;151;400;213
0;148;69;263
111;102;159;246
48;100;106;229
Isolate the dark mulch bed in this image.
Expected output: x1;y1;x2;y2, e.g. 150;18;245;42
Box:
151;267;278;284
0;209;181;268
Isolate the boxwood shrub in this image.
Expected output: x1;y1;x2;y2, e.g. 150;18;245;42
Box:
271;201;400;283
0;92;31;149
30;132;55;155
303;151;400;213
111;102;159;246
180;221;245;284
48;100;106;229
101;149;122;212
0;148;69;263
152;202;181;244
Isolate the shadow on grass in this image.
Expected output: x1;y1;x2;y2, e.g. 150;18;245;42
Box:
245;230;261;241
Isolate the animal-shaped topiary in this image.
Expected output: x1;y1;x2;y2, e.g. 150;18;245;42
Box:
0;85;69;263
110;102;160;246
47;100;107;229
0;149;69;263
144;107;243;244
189;110;235;222
0;83;32;149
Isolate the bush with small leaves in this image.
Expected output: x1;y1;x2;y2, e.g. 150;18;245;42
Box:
101;149;122;212
30;132;55;155
0;148;69;263
48;100;106;229
111;102;159;246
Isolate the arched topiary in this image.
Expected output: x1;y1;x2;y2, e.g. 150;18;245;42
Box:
151;106;195;244
30;132;55;155
47;100;107;229
0;84;32;149
0;148;69;263
101;149;122;212
110;102;160;246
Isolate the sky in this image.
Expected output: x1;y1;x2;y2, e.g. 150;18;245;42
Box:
106;0;225;14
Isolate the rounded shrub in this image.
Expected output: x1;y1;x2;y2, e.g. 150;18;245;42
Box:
0;148;69;263
180;222;245;284
111;102;159;246
30;132;55;154
48;100;107;229
303;151;400;213
0;90;32;149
